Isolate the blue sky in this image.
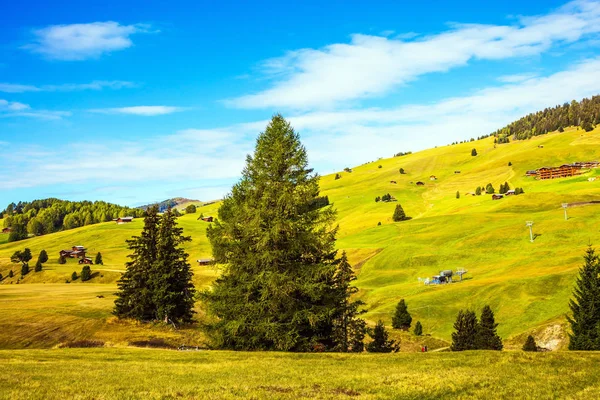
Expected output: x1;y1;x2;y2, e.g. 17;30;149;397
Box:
2;0;600;207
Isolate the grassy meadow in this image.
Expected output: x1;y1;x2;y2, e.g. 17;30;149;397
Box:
1;349;600;399
1;127;600;349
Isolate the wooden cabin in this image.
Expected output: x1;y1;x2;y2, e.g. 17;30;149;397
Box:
492;194;504;200
505;190;516;196
200;216;214;222
1;227;11;234
60;246;87;258
454;171;461;174
416;181;425;186
390;180;397;184
197;258;214;266
526;170;537;177
537;164;582;180
430;175;437;180
78;257;94;265
114;216;134;224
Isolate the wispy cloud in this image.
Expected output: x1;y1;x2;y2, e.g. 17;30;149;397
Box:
24;21;154;61
0;80;136;93
497;73;539;83
88;106;186;116
226;0;600;110
0;99;70;120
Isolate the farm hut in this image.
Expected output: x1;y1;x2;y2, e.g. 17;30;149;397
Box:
416;181;425;186
197;258;214;266
78;257;94;265
492;194;504;200
454;171;461;174
505;190;516;196
1;227;11;234
114;216;134;224
538;145;544;148
589;177;597;182
200;216;214;223
526;170;537;177
430;175;437;180
390;180;397;184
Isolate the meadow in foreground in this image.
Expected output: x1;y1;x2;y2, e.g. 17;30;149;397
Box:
0;348;599;399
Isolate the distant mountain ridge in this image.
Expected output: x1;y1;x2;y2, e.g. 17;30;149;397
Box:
137;197;200;212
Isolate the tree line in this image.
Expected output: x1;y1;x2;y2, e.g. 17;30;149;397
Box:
491;95;600;141
1;198;145;242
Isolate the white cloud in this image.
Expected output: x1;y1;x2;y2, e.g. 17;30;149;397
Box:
227;0;600;110
497;73;538;83
0;80;136;93
24;21;153;61
0;99;70;119
88;106;186;116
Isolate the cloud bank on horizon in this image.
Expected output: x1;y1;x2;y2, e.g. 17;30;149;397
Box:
1;0;600;205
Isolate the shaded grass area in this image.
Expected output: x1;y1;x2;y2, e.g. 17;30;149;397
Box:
0;349;599;399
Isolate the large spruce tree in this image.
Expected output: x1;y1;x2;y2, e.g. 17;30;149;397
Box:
114;206;161;321
475;305;503;350
567;246;600;350
451;310;478;351
202;115;342;351
150;208;195;324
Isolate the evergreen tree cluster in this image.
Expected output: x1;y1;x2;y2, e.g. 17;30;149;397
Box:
568;246;600;350
394;151;412;157
201;115;366;352
114;206;196;325
185;204;197;214
334;173;342;180
375;193;394;202
450;306;503;351
2;198;145;242
485;183;495;194
499;182;510;194
491;96;600;140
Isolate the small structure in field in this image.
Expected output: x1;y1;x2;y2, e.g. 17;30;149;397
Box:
197;258;214;266
589;177;597;182
199;216;214;223
390;180;397;184
114;216;134;224
1;227;11;234
430;175;437;181
505;190;516;196
492;194;504;200
423;269;468;285
60;245;87;259
416;181;425;186
79;257;94;265
454;171;461;174
538;145;544;148
526;170;537;177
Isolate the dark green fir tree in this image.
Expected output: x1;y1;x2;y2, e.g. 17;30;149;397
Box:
367;320;399;353
451;310;478;351
392;299;412;330
475;305;503;350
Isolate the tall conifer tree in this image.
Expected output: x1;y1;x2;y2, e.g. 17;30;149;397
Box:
114;206;161;321
150;208;195;324
202;115;341;351
392;299;412;330
568;246;600;350
451;310;478;351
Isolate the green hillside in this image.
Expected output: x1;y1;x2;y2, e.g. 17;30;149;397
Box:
1;126;600;349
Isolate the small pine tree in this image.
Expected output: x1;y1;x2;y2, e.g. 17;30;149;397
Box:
414;321;423;336
399;168;405;174
375;196;381;203
38;250;48;264
71;271;78;281
34;260;42;272
392;299;412;330
522;335;538;352
378;165;382;169
508;162;512;166
456;191;460;199
475;187;482;196
58;254;67;264
335;173;342;180
81;265;91;282
471;148;478;156
367;320;399;353
95;252;103;265
485;183;495;194
475;305;503;350
9;270;14;278
567;246;600;350
377;221;382;226
451;310;478;351
558;126;564;133
21;263;29;277
393;204;408;222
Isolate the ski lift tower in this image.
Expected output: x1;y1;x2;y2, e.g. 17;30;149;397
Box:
562;203;569;221
526;221;534;243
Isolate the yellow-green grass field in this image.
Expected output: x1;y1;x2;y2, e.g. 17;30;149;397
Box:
1;349;599;399
1;127;600;349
